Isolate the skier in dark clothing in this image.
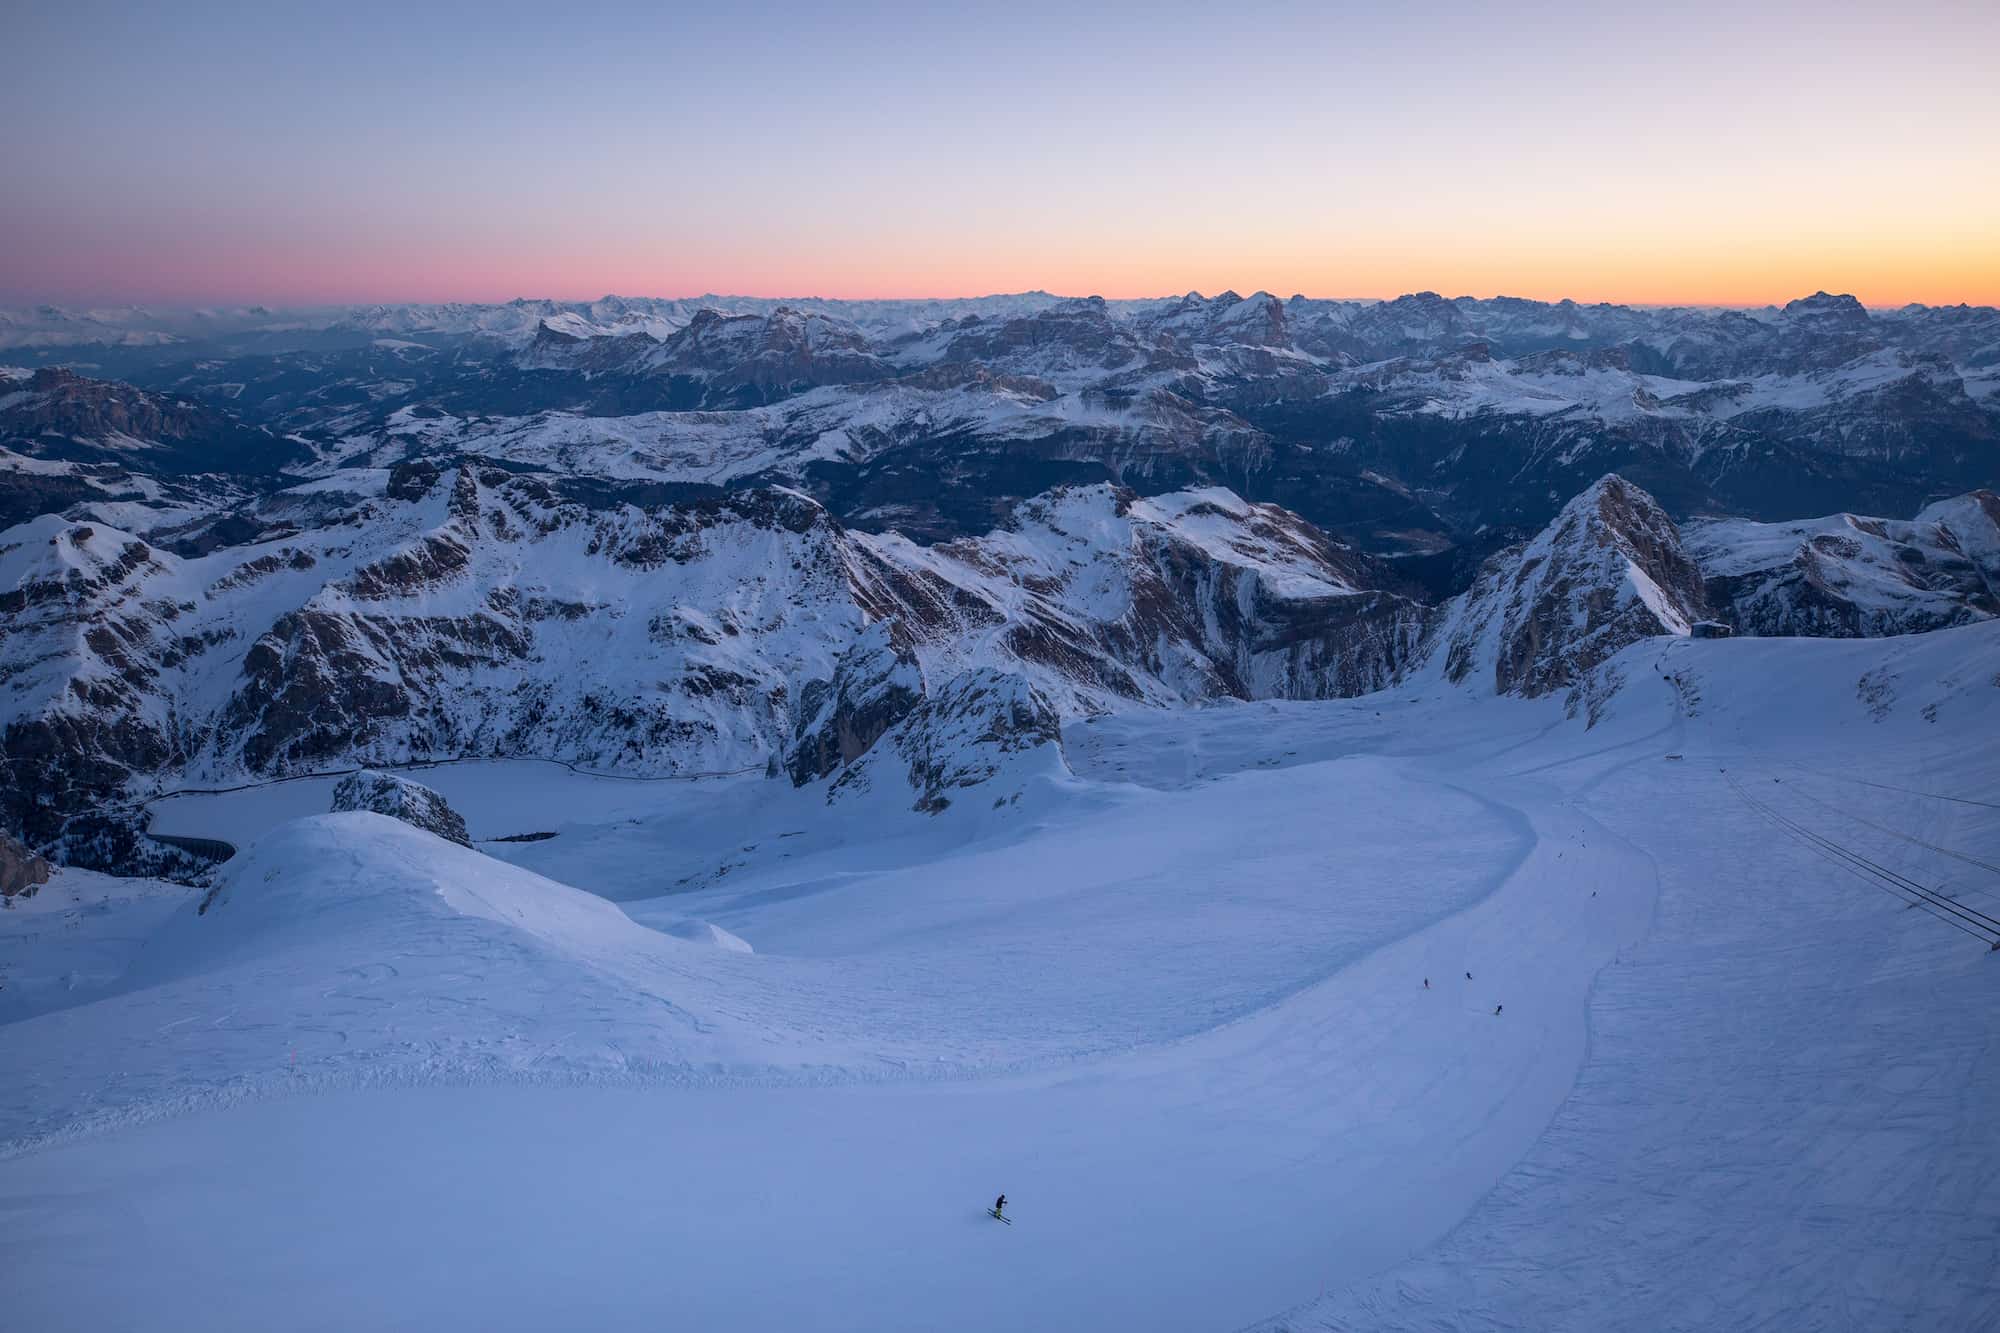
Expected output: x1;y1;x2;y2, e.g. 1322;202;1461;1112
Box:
1465;972;1473;981
1494;1004;1503;1016
1423;978;1430;989
994;1194;1007;1218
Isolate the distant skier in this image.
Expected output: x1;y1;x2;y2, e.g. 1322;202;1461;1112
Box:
1494;1004;1503;1016
1423;978;1430;989
993;1194;1007;1218
1465;971;1473;981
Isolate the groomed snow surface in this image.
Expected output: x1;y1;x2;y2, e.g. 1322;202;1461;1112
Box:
6;626;2000;1330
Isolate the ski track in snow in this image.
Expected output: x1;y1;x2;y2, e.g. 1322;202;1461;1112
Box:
4;626;2000;1330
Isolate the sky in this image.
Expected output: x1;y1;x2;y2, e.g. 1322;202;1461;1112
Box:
4;0;1997;308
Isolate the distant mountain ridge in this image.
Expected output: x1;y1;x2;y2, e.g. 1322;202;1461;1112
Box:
8;288;1991;562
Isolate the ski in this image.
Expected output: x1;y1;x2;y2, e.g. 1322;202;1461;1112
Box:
989;1209;1012;1225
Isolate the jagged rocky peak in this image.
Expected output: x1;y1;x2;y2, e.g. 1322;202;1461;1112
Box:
529;319;583;348
1434;474;1710;701
659;306;881;376
330;770;471;846
1782;291;1871;328
939;295;1144;374
830;668;1065;814
1146;289;1291;348
780;620;925;786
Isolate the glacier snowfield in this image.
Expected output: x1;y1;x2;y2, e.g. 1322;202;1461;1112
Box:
5;627;1999;1331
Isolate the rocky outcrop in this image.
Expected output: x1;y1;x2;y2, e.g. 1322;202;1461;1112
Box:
780;622;924;785
0;517;185;845
330;770;471;846
938;296;1151;380
647;307;893;406
213;474;843;777
830;669;1065;813
1687;490;2000;639
0;367;307;475
848;484;1429;713
0;830;52;899
1430;475;1711;700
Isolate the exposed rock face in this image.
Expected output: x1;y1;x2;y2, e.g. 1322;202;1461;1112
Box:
783;484;1426;788
0;830;52;899
1688;490;2000;637
781;622;923;785
330;770;471;846
847;484;1430;713
214;474;845;777
1431;475;1711;699
831;669;1065;813
5;460;1431;858
645;307;895;407
0;367;306;475
11;451;2000;869
939;296;1150;380
0;517;183;845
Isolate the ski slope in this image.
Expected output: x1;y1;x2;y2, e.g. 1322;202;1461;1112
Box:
5;625;2000;1330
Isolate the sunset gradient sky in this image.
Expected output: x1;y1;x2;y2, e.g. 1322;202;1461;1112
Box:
6;0;1997;308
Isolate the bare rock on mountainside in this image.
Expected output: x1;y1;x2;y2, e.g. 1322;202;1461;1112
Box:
0;367;308;476
8;443;2000;872
781;621;924;785
0;517;182;847
852;483;1430;710
331;770;471;846
216;474;842;777
1687;490;2000;638
830;669;1064;813
8;465;1426;861
0;830;52;899
1433;474;1712;699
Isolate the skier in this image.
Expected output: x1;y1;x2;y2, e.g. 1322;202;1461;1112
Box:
1465;971;1473;981
1423;978;1430;989
993;1194;1007;1218
1494;1004;1503;1016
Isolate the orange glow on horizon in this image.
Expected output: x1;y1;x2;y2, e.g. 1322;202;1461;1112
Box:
49;245;1992;312
11;156;1997;311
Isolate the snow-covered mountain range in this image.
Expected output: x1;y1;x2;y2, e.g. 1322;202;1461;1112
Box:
5;451;1995;870
6;289;1996;551
7;292;2000;1332
3;289;1998;870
